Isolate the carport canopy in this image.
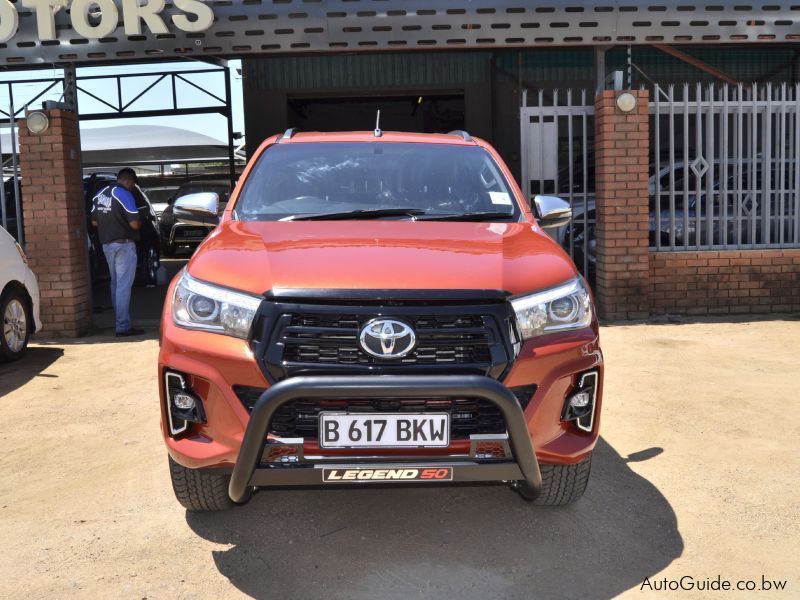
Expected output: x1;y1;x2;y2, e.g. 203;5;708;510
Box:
2;124;231;167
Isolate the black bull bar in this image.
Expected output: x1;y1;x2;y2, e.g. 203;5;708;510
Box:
228;375;543;503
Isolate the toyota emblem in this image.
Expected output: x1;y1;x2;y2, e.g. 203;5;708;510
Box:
359;319;417;359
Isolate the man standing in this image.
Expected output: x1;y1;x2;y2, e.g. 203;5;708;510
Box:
91;168;144;337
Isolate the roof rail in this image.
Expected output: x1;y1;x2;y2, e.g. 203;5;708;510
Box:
447;130;473;142
278;128;301;142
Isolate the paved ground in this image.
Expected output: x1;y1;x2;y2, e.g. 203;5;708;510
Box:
1;317;798;599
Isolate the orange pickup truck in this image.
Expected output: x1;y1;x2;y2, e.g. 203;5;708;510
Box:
158;130;603;511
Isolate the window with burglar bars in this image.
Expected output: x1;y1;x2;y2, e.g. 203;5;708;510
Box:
650;83;800;251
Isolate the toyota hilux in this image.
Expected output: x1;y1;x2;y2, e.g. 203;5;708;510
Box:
159;129;603;511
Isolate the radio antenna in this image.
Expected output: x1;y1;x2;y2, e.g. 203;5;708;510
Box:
374;109;382;138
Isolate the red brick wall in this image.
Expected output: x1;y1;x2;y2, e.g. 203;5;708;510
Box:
592;90;799;319
18;109;91;337
593;90;651;320
650;250;800;315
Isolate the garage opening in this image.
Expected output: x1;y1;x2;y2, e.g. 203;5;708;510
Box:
287;94;465;134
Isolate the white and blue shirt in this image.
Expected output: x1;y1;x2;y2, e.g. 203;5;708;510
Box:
91;185;141;244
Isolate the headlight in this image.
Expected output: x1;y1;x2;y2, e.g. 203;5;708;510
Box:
511;278;593;340
172;272;261;339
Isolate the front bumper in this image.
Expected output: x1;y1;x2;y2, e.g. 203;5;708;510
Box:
227;375;543;503
159;273;604;484
23;267;42;333
160;325;603;465
170;224;213;246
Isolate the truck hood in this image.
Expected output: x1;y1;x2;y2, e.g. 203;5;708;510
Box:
187;220;578;297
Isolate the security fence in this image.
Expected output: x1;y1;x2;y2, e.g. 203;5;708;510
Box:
520;89;595;277
650;83;800;251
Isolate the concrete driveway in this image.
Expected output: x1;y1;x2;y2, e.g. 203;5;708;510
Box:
0;318;797;598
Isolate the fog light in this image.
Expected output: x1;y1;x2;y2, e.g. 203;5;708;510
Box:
561;371;599;433
569;390;591;409
173;391;196;411
164;371;206;437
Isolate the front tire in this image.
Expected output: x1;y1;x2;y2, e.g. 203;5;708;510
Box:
136;244;160;286
516;454;592;505
0;288;31;363
144;244;160;285
168;456;236;512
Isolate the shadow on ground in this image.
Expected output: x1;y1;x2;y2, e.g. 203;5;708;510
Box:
0;346;64;397
186;438;682;600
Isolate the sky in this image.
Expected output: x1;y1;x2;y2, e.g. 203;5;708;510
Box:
0;59;244;144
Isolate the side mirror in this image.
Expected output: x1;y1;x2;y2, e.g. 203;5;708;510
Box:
173;192;219;218
533;195;572;229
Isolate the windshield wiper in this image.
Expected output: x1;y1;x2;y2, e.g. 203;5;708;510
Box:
281;208;426;221
416;211;515;222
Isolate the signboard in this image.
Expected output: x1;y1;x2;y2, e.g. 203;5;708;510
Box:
0;0;213;44
0;1;798;66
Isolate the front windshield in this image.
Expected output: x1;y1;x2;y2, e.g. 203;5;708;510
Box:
146;188;176;204
234;142;522;221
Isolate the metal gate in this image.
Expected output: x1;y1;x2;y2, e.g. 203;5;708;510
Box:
1;66;237;248
651;83;800;250
520;89;595;278
1;76;64;245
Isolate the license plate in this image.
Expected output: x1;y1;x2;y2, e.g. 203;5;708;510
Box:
182;229;206;237
319;413;450;448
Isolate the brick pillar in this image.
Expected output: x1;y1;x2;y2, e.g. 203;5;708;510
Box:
19;109;91;337
593;90;651;320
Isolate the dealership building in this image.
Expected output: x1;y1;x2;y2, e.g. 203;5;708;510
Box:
1;0;799;336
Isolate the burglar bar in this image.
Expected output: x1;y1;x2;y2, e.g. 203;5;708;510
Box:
650;82;800;251
520;89;595;279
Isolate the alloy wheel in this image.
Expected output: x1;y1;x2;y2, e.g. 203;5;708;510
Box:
3;299;27;353
148;246;160;283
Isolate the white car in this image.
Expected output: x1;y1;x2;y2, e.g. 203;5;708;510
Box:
0;227;41;361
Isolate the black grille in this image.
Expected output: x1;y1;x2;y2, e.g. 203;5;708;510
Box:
253;299;517;382
283;313;491;366
233;387;510;439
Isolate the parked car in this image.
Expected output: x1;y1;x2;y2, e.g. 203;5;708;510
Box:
84;175;162;286
0;225;41;361
159;130;602;512
142;185;179;219
158;178;231;257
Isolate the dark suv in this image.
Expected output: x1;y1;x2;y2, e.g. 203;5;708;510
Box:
158;178;231;257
